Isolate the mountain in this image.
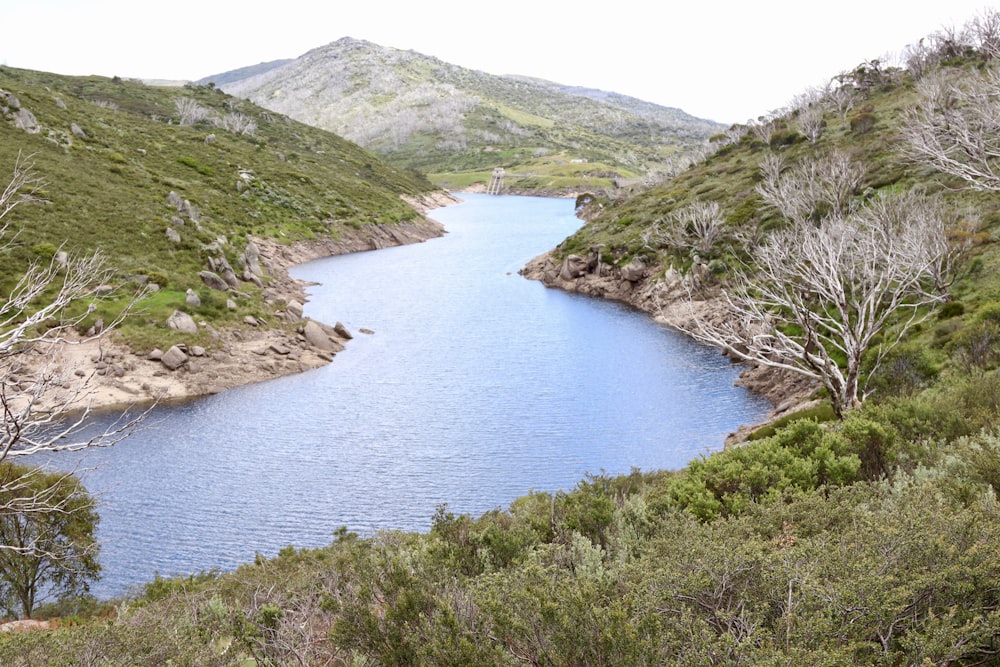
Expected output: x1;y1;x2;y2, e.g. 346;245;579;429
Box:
201;38;724;192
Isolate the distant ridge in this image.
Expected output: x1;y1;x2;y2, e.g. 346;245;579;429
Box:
201;38;723;189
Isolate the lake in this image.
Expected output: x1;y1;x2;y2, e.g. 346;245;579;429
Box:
31;193;770;598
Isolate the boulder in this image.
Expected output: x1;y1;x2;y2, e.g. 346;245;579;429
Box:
160;345;188;370
333;322;353;340
286;300;304;321
166;227;181;243
185;288;201;308
70;123;87;138
559;254;589;280
147;348;164;361
621;257;647;283
13;108;40;133
303;319;339;352
198;271;229;291
243;241;262;278
166;310;198;334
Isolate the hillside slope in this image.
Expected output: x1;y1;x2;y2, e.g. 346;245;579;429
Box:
524;45;1000;430
0;65;446;405
203;38;723;192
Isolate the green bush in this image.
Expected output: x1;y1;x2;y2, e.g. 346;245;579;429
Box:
937;301;966;318
849;111;877;134
666;419;863;521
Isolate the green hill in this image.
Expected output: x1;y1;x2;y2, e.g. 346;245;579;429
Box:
0;65;440;354
201;37;723;193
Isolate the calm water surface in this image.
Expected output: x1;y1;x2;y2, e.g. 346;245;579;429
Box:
33;193;770;597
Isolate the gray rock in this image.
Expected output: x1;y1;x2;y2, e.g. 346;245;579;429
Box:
54;97;67;110
221;267;240;289
166;310;198;334
286;300;304;321
185;289;201;308
243;241;262;277
226;298;237;310
3;92;21;109
261;289;282;304
190;346;206;357
147;348;164;361
303;319;338;352
242;270;264;288
70;123;87;138
559;254;589;280
13;108;40;133
244;315;260;326
161;345;188;370
167;191;183;210
333;322;353;340
182;199;199;222
270;344;291;355
166;227;181;243
198;271;229;291
621;257;647;282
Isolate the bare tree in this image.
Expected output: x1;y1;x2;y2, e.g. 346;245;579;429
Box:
672;191;958;418
903;66;1000;191
797;105;825;143
969;9;1000;58
174;96;213;126
650;201;728;255
1;154;147;520
822;82;858;126
756;152;865;225
215;112;258;137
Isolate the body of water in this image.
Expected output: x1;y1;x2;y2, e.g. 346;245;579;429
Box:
31;193;770;597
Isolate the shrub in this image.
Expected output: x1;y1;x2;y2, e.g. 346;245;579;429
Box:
864;342;938;398
849;111;877;135
667;419;863;521
938;301;966;318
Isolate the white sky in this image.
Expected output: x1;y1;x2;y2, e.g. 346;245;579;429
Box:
0;1;994;124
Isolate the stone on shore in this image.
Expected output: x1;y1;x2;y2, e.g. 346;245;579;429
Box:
161;345;188;370
166;310;198;334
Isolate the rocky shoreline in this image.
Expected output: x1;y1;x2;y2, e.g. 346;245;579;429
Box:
43;192;456;414
520;249;818;444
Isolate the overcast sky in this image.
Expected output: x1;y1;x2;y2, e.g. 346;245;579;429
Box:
1;1;993;124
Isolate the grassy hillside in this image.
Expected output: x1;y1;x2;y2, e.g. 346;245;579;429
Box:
204;38;723;192
0;66;436;351
549;59;1000;412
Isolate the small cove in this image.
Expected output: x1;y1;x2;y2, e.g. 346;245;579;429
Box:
30;193;771;597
